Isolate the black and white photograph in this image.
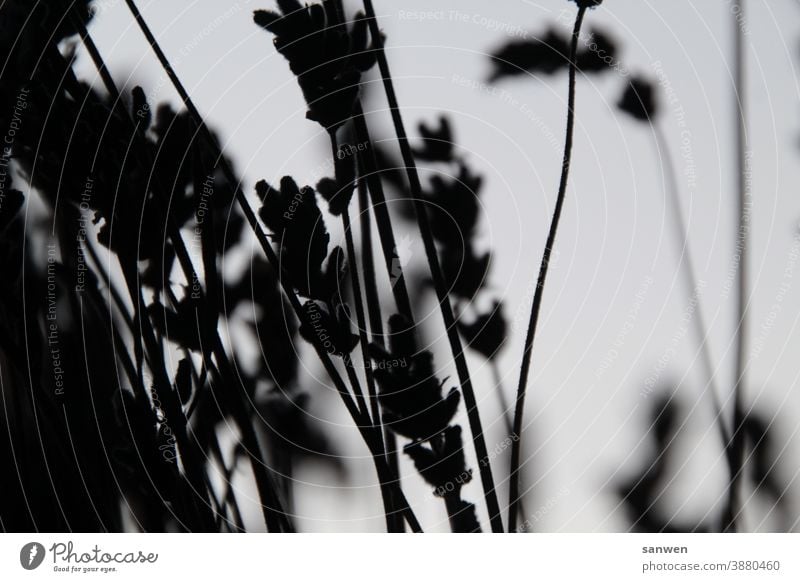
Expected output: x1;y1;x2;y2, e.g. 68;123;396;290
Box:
1;0;799;578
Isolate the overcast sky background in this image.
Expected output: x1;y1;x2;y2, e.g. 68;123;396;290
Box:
75;0;800;532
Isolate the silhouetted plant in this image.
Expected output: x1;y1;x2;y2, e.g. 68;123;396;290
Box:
0;0;793;537
489;27;617;82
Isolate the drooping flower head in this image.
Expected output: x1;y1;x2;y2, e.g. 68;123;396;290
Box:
618;76;658;122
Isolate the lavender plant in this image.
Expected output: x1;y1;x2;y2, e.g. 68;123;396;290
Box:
0;0;793;535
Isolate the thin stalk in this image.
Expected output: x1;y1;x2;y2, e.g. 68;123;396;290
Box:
207;433;246;532
341;208;381;426
357;173;385;357
207;351;293;532
82;240;145;399
352;106;414;322
358;172;404;532
342;202;399;532
652;126;731;450
488;360;527;527
123;0;422;531
184;356;245;533
222;457;247;532
75;20;291;532
118;259;217;531
169;220;294;533
361;0;503;532
508;6;587;533
331;134;382;428
725;0;750;533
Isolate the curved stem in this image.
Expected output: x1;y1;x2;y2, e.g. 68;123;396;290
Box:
652;126;731;450
725;0;750;533
489;360;528;527
361;0;503;532
508;6;587;533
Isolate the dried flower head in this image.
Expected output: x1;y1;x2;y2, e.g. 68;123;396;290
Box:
413;116;454;162
254;1;378;131
618;76;658;122
571;0;603;8
371;314;460;441
488;27;617;82
458;301;508;360
257;176;330;298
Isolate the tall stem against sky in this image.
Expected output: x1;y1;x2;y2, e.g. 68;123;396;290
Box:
361;0;504;532
508;6;587;533
122;0;424;533
725;0;750;533
652;125;731;451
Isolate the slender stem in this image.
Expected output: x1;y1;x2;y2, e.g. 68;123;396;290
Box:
652;126;731;450
352;106;415;322
119;259;217;531
488;360;528;527
507;6;587;533
82;240;146;399
330;134;382;429
207;350;294;532
357;175;385;350
361;0;503;532
122;0;423;532
725;0;750;533
342;203;400;532
208;433;246;532
341;208;381;427
76;16;291;532
358;173;404;532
